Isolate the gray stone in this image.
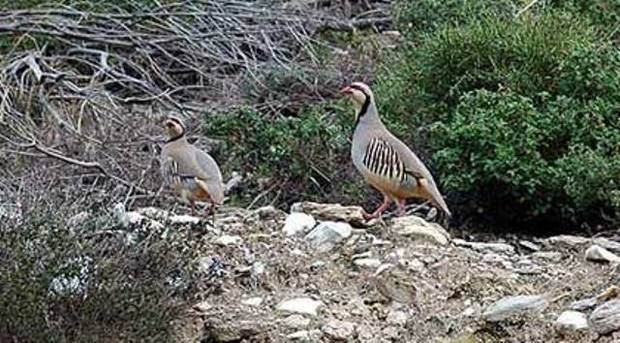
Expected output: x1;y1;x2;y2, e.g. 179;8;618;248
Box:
555;310;589;332
291;201;366;226
282;314;311;329
204;318;266;342
589;300;620;335
453;239;515;255
192;301;213;312
531;251;563;263
386;309;409;325
585;245;620;263
545;235;590;248
391;215;450;246
482;295;548;322
568;297;598;311
283;212;316;236
322;319;356;341
286;330;310;340
305;221;352;252
592;238;620;255
276;297;323;316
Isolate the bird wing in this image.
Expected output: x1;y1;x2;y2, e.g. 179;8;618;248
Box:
362;134;451;216
189;147;225;204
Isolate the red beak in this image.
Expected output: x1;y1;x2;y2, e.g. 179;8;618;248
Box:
340;86;353;95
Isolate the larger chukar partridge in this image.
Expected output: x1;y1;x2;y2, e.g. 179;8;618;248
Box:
341;82;451;219
160;116;224;216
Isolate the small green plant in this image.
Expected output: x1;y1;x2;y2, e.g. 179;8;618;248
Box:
204;104;367;206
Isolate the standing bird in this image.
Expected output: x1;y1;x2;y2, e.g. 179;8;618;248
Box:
160;116;224;217
341;82;451;219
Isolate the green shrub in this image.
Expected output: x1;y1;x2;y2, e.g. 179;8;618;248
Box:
376;3;620;226
0;209;200;342
432;90;619;221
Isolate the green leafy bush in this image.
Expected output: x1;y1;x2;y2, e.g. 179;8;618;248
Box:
432;90;619;221
204;105;368;206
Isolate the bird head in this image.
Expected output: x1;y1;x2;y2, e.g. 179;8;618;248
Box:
163;116;186;140
340;81;374;108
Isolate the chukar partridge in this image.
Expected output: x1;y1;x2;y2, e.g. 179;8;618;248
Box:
160;116;224;216
341;82;451;219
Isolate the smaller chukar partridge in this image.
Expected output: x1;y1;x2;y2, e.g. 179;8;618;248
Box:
160;116;224;216
341;82;451;220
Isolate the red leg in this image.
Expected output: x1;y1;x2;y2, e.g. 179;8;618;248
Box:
364;195;391;220
397;198;406;216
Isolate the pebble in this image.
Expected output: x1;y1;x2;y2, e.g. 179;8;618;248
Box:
282;212;316;237
453;239;515;255
322;319;356;341
386;309;409;325
353;258;382;269
215;235;243;246
519;240;541;251
277;297;323;316
589;299;620;335
483;295;548;322
585;245;620;263
592;237;620;255
555;310;588;332
305;221;352;252
391;215;450;246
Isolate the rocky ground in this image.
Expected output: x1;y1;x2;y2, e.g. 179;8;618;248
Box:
115;202;620;343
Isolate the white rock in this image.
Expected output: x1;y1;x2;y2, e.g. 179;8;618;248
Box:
519;240;541;251
215;235;243;246
241;297;263;307
391;215;450;246
305;221;352;252
282;314;311;329
252;261;265;275
585;245;620;264
483;295;548;322
322;319;356;340
169;214;200;224
277;297;323;316
386;309;409;325
353;258;382;269
555;310;588;332
453;239;515;255
283;213;316;237
310;260;326;269
589;299;620;334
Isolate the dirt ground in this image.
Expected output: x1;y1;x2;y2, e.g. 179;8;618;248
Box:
146;204;620;343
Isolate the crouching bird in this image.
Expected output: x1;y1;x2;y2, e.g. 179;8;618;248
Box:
341;82;451;220
160;116;224;217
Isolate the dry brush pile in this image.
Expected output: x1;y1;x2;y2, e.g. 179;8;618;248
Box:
0;0;380;215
